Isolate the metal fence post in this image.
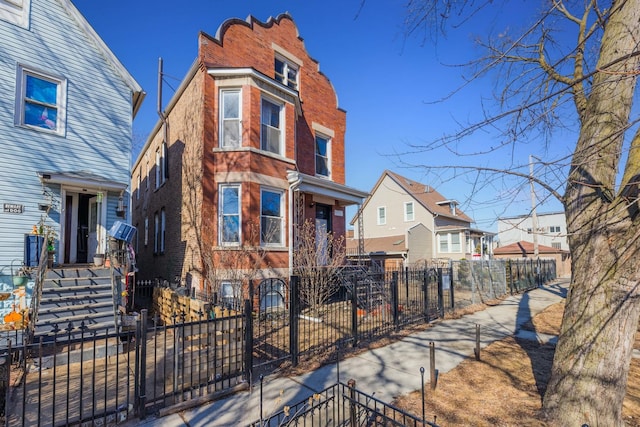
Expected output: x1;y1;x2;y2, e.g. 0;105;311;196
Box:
351;276;358;347
436;268;444;318
449;266;455;310
423;269;430;321
348;379;357;426
391;271;399;329
139;309;148;420
244;299;253;385
289;275;300;367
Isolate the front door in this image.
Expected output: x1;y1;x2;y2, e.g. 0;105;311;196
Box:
315;204;332;265
88;196;99;260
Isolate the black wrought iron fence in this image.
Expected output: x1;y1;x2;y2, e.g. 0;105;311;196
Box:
3;309;247;426
247;380;439;427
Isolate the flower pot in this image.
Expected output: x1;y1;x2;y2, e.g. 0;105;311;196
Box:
12;276;28;287
47;251;55;268
93;254;104;267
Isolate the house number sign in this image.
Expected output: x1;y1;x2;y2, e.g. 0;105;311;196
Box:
3;203;24;214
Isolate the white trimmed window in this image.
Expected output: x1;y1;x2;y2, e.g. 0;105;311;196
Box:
220;89;241;148
155;147;161;189
315;134;330;177
261;188;284;246
144;217;149;246
220;282;241;310
154;212;159;254
261;97;283;155
377;207;386;225
220;184;241;245
0;0;30;28
404;202;414;222
160;208;166;254
274;57;298;90
136;173;141;200
16;65;66;135
161;140;168;182
438;232;462;253
145;154;150;190
550;225;561;233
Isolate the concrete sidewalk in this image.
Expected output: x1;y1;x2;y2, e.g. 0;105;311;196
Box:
129;279;569;427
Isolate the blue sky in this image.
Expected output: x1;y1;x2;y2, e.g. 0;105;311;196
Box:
73;0;569;232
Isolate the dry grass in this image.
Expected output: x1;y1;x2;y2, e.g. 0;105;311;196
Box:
394;302;640;426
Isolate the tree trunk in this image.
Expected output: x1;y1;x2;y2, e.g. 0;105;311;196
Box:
542;1;640;424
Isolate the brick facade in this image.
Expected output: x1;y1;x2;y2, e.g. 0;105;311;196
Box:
131;14;366;297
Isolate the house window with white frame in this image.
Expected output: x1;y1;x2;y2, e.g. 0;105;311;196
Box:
153;212;159;254
274;57;298;90
377;206;386;225
261;188;284;246
155;147;161;189
145;154;150;190
261;98;282;155
144;217;149;246
220;184;241;245
438;232;462;253
161;140;168;182
220;281;241;310
0;0;31;29
220;89;241;148
404;202;414;222
136;173;141;200
315;134;330;177
550;225;561;233
16;65;66;135
160;208;166;254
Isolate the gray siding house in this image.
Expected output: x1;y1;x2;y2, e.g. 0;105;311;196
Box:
0;0;144;268
349;170;494;267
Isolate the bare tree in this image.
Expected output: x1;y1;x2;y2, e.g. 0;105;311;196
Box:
399;1;640;424
293;218;346;316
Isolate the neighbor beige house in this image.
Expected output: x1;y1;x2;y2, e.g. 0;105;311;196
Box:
348;170;494;268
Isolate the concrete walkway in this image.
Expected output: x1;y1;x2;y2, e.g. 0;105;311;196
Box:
126;278;569;427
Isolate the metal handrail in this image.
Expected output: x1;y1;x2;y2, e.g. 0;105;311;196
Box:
25;233;50;344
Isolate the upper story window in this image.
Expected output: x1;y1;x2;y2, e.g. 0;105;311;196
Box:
16;65;66;135
153;212;159;254
274;57;298;90
144;217;149;246
261;98;283;155
0;0;30;28
136;173;140;200
220;89;241;148
160;208;166;254
315;134;330;178
549;225;561;233
155;147;162;189
220;184;241;245
404;202;414;222
261;188;284;246
377;206;386;225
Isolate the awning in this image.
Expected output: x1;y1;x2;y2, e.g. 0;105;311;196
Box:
287;170;369;206
37;171;128;192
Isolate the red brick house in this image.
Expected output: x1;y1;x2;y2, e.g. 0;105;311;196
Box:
131;14;367;305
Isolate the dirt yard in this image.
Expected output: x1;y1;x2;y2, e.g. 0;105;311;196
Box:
393;302;640;426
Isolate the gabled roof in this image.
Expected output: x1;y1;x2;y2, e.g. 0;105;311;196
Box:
354;170;474;225
57;0;145;116
493;241;568;255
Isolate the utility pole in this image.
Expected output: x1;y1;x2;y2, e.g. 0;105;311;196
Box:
529;155;539;258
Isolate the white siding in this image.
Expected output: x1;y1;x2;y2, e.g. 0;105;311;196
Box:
497;212;568;251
